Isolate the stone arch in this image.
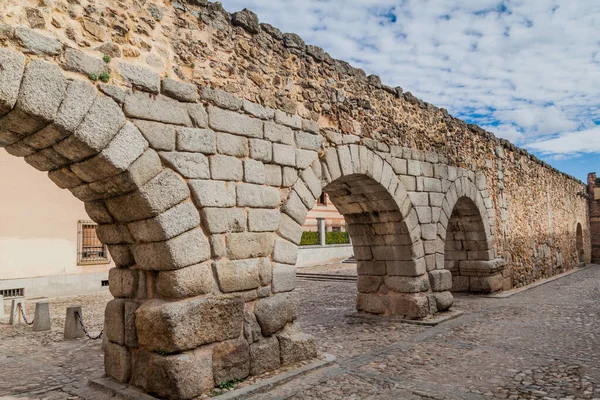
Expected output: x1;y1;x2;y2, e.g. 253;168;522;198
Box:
280;144;430;318
437;176;504;293
576;222;584;264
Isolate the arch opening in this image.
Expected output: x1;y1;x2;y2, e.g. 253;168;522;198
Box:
444;196;502;293
576;223;584;264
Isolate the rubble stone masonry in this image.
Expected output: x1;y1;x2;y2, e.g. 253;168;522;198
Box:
588;173;600;262
0;0;591;398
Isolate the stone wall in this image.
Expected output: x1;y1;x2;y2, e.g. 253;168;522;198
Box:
0;0;592;397
588;173;600;262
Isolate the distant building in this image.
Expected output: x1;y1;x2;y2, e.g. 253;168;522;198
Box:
0;150;114;299
588;172;600;263
302;193;346;232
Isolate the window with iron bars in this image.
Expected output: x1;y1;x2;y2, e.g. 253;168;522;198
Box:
77;221;110;265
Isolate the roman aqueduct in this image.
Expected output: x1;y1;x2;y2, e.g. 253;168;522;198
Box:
0;1;591;398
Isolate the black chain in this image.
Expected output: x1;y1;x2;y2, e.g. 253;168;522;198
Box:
74;311;103;340
17;304;34;326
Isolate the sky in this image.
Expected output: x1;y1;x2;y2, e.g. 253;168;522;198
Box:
219;0;599;182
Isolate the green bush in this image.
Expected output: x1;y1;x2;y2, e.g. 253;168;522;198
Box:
326;231;350;244
300;231;319;246
299;231;350;246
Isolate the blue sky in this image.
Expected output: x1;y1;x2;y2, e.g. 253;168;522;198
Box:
219;0;599;182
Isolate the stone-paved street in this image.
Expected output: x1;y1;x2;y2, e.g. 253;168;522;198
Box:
1;264;599;400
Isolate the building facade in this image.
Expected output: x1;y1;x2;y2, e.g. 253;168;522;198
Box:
0;150;114;298
302;193;346;232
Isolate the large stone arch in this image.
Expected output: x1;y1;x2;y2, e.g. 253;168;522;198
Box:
436;176;506;293
281;145;432;318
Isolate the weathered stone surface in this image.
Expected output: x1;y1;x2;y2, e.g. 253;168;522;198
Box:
272;238;298;265
248;209;280;232
429;269;453;292
105;299;126;345
14;27;62;55
104;341;131;384
249;336;281;375
108;267;138;298
124;93;191;126
0;49;26;116
160;151;209;179
161;78;197;102
470;274;503;293
177;127;216;153
237;183;280;208
63;48;108;76
133;228;210;271
295;131;323;151
200;87;242;110
210;154;243;181
277;327;317;365
128;202;200;243
55;96;126;162
278;213;303;244
118;63;160;93
273;143;296;167
208;106;263;138
225;232;275;260
385;275;429;293
2;59;66;136
433;291;454;312
135;296;243;352
243;100;274;120
212;339;250;385
272;263;296;293
132;348;213;400
254;293;296;336
71;122;148;182
216;132;248;157
249;138;272;162
155;261;215;298
232;8;260;34
190;180;236;207
106;169;189;222
214;259;261;292
202;207;246;233
134;120;177;151
244;159;265;184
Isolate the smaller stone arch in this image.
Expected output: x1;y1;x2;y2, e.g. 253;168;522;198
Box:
280;144;431;318
576;222;584;264
437;176;505;293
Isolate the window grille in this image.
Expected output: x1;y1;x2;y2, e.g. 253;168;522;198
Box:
77;221;110;265
0;288;24;298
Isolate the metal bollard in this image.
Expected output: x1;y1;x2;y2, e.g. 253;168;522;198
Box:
9;298;24;325
64;306;84;339
0;294;4;318
32;301;51;332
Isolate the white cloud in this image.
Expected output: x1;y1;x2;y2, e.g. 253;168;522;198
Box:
528;126;600;155
220;0;600;154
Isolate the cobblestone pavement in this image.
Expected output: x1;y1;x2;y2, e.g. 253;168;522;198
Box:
1;265;599;400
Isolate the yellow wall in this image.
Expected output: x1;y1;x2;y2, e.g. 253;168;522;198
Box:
0;149;113;280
